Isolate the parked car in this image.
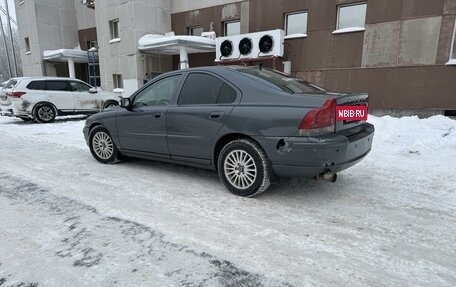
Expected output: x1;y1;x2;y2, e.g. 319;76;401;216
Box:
0;77;120;123
83;66;374;197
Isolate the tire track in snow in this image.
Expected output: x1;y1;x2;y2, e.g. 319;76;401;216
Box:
0;173;292;287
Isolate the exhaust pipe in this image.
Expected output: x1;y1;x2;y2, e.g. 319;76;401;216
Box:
317;171;337;183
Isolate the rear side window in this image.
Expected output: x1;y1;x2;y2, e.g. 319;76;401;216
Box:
178;73;236;105
218;83;237;104
27;81;46;90
46;81;72;91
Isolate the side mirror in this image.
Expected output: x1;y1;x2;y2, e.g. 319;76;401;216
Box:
120;97;132;110
89;87;98;93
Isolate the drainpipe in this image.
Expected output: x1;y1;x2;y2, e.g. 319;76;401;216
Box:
68;57;75;78
5;0;18;77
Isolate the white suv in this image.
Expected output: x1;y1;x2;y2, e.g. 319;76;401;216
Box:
0;77;120;123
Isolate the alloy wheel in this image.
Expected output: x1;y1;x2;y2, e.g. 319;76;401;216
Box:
92;131;114;160
223;149;257;190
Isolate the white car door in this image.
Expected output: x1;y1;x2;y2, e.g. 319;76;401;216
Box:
45;80;75;112
69;80;101;112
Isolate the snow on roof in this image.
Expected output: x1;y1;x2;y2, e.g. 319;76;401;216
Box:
43;48;97;63
138;34;216;55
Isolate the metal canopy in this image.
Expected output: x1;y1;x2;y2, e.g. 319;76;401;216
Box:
138;34;216;55
43;49;97;63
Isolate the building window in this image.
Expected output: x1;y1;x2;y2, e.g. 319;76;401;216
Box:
87;40;98;49
113;74;123;89
450;22;456;62
224;21;240;36
285;11;308;36
25;37;30;54
109;19;119;40
337;3;367;30
188;26;203;36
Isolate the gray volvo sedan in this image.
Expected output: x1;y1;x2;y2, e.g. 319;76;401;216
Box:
83;66;374;197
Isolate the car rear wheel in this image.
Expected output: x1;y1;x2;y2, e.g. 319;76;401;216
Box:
34;104;56;123
89;126;119;163
217;139;271;197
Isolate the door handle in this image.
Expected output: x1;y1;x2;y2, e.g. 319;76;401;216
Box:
209;112;224;119
153;112;162;118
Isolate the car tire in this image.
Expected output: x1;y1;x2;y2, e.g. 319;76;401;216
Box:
217;139;271;197
103;100;118;110
34;104;56;123
89;126;119;164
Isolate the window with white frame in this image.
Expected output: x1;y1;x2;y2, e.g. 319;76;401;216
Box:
337;3;367;30
113;74;123;89
188;26;203;36
450;22;456;62
109;19;119;40
285;11;308;36
224;21;240;36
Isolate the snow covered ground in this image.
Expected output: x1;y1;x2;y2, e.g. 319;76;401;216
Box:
0;114;455;287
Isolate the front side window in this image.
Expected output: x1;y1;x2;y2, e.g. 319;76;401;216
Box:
133;75;182;108
109;19;119;39
178;73;237;105
285;12;308;35
69;81;91;92
224;21;240;36
337;3;367;30
46;81;72;92
188;26;203;36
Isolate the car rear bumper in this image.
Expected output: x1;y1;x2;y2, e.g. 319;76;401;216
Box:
0;101;31;118
0;104;29;118
258;123;375;178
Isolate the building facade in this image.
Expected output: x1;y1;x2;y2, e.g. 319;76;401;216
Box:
15;0;456;113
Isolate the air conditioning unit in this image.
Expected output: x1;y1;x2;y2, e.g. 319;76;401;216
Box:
255;29;284;58
215;29;284;61
216;35;241;61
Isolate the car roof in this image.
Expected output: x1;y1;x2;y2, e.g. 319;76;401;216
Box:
20;77;86;81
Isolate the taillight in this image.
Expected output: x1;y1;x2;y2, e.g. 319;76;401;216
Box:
8;91;27;98
298;99;336;136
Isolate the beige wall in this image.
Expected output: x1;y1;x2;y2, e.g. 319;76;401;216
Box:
95;0;173;95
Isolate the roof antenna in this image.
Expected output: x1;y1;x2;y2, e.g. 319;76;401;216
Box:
258;63;263;70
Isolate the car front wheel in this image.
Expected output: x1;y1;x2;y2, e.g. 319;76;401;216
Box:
217;139;271;197
34;104;56;123
89;126;119;163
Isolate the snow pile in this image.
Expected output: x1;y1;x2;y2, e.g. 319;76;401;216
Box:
0;114;456;286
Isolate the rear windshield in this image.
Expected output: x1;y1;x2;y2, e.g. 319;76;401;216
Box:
237;68;325;94
4;79;19;89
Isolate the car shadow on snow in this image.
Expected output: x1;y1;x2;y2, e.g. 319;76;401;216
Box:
109;157;352;202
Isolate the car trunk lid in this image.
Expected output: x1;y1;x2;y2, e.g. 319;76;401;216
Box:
325;92;369;132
